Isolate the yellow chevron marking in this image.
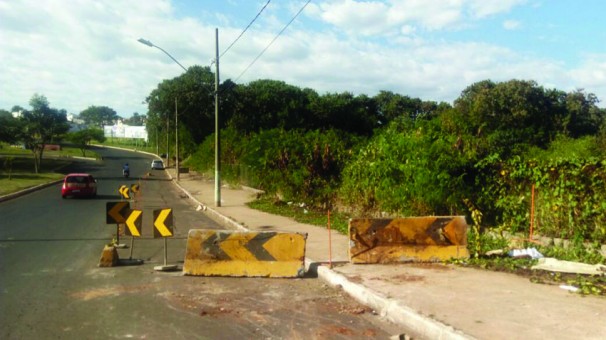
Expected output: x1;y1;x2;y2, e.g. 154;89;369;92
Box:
119;185;130;199
183;230;307;278
219;233;257;261
154;209;172;237
262;233;306;261
125;210;142;237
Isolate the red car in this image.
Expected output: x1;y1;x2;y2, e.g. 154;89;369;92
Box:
61;173;97;198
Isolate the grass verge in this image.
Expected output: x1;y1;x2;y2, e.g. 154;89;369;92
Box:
246;196;351;234
0;145;97;196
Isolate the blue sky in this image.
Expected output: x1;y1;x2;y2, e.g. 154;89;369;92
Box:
1;0;605;118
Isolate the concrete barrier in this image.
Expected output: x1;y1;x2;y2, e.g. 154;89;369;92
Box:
183;229;307;277
349;216;469;263
98;245;119;267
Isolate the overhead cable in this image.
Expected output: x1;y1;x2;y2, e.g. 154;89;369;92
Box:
233;0;311;84
219;0;271;59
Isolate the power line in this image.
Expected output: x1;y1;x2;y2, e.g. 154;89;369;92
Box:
233;0;311;84
219;0;271;59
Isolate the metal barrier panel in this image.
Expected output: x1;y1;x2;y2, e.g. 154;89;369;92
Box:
183;230;307;278
349;216;469;263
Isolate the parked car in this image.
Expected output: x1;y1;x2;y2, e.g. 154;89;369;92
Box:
61;173;97;198
151;159;164;170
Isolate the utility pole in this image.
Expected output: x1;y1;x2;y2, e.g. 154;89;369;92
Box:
166;116;169;168
175;98;179;181
214;28;221;207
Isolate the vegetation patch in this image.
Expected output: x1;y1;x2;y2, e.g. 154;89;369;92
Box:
247;196;351;234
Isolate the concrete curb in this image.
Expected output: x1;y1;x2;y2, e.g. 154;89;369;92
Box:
171;179;248;232
306;259;474;340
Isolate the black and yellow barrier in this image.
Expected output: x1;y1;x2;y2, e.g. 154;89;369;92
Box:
183;230;307;277
349;216;469;263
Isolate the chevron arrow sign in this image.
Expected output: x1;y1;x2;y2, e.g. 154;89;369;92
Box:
119;185;130;199
153;208;173;238
106;201;130;224
125;209;142;237
183;230;307;278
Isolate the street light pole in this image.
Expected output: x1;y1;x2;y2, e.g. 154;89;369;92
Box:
138;39;188;72
166;117;169;168
139;36;221;206
138;38;188;178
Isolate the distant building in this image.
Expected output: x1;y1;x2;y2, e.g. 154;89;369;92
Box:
103;122;148;141
67;113;85;124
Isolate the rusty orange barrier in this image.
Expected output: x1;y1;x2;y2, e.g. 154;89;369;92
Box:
349;216;469;263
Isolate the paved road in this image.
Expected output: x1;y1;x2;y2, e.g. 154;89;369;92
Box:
0;147;405;339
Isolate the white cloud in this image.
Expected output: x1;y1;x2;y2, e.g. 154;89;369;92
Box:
1;0;605;117
314;0;528;35
0;0;212;116
503;20;521;30
568;55;606;100
469;0;527;18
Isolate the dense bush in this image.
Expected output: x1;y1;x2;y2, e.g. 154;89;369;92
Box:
479;155;606;242
182;78;606;243
339;117;472;216
187;128;361;209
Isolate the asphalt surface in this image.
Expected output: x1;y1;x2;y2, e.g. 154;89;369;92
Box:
0;148;410;339
166;164;606;340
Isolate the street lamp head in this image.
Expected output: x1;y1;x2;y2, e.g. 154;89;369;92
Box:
137;38;154;47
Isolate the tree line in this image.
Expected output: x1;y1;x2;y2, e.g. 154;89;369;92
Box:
145;66;606;243
3;67;606;243
1;95;148;171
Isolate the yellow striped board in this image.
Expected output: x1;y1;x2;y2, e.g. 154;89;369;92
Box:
349;216;470;263
183;230;307;278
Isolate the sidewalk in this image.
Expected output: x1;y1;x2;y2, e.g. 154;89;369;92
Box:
168;169;605;340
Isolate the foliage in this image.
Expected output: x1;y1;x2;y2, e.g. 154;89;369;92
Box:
538;243;605;265
0;156;69;194
247;196;350;234
145;66;217;147
3;156;14;180
123;112;146;126
67;128;106;157
228;80;313;134
339;116;471;216
19;94;70;173
452;80;604;158
79;105;120;128
0;110;23;144
161;76;606;250
187;127;361;209
475;155;606;242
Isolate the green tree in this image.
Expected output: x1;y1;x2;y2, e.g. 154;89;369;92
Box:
563;89;605;137
124;112;147;126
307;92;379;135
0;110;22;144
20;94;70;173
228;80;312;134
80;105;120;128
67;128;106;157
452;79;564;158
146;65;216;148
